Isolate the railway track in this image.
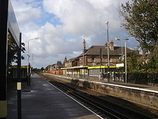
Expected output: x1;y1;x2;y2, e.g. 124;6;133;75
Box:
49;79;152;119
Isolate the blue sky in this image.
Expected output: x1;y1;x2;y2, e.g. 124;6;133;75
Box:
12;0;139;68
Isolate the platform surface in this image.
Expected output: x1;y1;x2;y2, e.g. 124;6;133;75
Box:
49;73;158;92
7;73;101;119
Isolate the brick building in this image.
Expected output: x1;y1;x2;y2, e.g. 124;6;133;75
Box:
64;41;132;67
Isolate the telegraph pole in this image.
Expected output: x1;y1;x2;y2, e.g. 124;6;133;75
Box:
105;21;110;82
17;33;22;119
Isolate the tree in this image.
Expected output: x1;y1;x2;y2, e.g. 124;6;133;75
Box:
41;67;45;71
8;35;25;66
127;51;139;72
120;0;158;54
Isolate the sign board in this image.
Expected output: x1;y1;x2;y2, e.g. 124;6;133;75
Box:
8;0;20;47
116;63;124;68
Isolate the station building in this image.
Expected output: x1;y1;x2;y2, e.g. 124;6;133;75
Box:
61;40;133;80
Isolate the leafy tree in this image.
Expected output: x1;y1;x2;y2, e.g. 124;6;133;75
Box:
41;67;45;70
120;0;158;53
147;40;158;72
8;35;25;66
127;51;139;72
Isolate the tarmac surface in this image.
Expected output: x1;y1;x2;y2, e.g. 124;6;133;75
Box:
7;73;101;119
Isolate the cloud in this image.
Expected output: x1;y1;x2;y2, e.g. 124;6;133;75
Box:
43;0;128;34
12;0;139;68
12;0;43;24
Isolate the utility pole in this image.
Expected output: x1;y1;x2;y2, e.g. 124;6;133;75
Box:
83;39;86;66
105;21;110;82
99;48;103;80
82;39;86;78
17;33;22;119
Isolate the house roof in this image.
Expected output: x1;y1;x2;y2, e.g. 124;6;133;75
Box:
67;57;78;62
79;45;132;56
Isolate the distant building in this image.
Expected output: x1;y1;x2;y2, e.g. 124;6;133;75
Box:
63;57;79;67
64;41;132;67
47;61;63;71
46;61;63;75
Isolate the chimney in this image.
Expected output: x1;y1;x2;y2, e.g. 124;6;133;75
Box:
109;41;114;50
83;39;86;53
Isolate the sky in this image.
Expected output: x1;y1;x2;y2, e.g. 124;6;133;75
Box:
11;0;139;69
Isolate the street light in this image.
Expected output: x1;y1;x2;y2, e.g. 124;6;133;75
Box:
27;37;39;74
114;38;129;83
105;21;110;82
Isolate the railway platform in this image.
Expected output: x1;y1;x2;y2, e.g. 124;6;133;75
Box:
7;73;101;119
51;73;158;91
43;73;158;113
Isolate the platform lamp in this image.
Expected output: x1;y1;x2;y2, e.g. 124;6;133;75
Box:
114;38;129;83
105;21;110;82
27;37;40;75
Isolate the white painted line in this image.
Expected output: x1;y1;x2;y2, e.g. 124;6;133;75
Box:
92;81;158;94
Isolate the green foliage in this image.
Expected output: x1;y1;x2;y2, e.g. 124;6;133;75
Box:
8;35;25;66
147;56;158;72
127;50;144;73
41;67;45;70
121;0;158;73
127;51;158;73
127;51;138;71
120;0;158;53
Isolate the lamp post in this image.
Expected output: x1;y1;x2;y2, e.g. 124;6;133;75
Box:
105;21;110;82
27;37;39;75
114;38;129;83
124;38;129;83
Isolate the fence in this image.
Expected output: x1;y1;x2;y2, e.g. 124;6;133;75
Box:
61;66;158;85
127;73;158;85
106;72;158;85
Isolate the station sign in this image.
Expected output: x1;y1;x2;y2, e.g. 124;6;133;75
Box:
116;63;124;68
